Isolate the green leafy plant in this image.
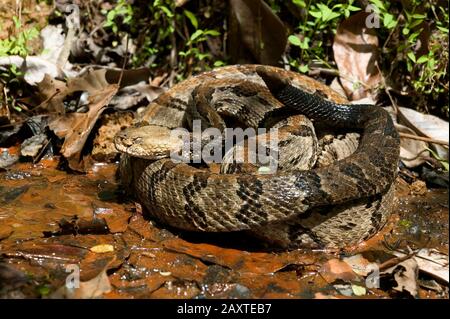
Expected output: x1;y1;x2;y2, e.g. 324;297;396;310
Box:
288;0;361;73
370;0;449;116
179;9;222;72
0;16;39;57
103;0;134;34
103;0;223;78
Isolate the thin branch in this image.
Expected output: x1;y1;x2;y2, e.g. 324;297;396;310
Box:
376;64;399;115
399;132;449;146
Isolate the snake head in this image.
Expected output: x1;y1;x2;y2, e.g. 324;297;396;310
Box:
114;125;184;160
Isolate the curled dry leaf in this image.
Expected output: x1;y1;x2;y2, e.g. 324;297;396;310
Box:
49;69;119;171
393;249;449;284
229;0;287;65
36;74;67;114
381;258;419;298
384;106;431;168
398;107;449;160
397;124;430;168
333;12;381;101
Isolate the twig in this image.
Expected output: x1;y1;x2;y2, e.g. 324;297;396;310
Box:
117;35;129;88
32;90;60;113
376;64;399;115
399;132;449;147
33;137;52;164
378;252;417;271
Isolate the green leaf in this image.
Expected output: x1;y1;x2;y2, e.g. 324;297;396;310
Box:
299;64;309;73
370;0;385;12
347;5;361;11
437;25;449;33
409;19;423;29
402;27;410;35
159;5;174;18
309;10;322;19
190;30;204;42
300;37;310;49
183;10;198;29
12;16;21;29
383;13;397;29
416;55;428;64
204;30;220;36
288;35;302;46
407;51;416;62
412;13;426;19
292;0;306;8
324;11;340;22
213;60;225;67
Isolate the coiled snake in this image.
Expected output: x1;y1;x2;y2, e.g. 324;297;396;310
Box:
114;65;400;249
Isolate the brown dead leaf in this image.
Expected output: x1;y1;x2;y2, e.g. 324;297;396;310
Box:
394;249;449;284
397;124;430;168
343;254;374;276
381;258;419;298
0;224;13;240
319;259;360;283
104;68;151;89
51;269;112;299
90;244;115;253
398;106;449;160
94;207;131;233
36;74;67;114
333;12;381;100
49;69;119;171
229;0;287;65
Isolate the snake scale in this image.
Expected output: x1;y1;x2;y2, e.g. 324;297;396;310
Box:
114;65;400;249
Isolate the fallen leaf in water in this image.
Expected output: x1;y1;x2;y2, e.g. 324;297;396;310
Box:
343;254;374;276
20;134;48;157
381;258;419;298
94;207;132;233
351;284;366;296
229;0;287;65
51;269;112;299
0;225;14;240
90;244;115;253
393;249;449;284
319;259;360;283
0;148;19;169
333;12;381;100
314;292;339;299
0;263;28;296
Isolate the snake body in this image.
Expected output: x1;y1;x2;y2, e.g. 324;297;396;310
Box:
115;65;400;249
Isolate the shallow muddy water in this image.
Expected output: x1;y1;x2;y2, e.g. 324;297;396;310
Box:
0;159;448;298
